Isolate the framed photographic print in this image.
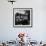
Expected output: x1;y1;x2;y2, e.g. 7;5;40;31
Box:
13;8;33;28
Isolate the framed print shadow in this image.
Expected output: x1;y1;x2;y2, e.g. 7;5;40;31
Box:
13;8;33;28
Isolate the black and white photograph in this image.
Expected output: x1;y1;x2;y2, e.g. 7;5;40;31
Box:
13;8;32;27
0;0;46;46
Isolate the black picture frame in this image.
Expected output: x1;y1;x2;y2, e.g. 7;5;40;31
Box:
13;8;33;28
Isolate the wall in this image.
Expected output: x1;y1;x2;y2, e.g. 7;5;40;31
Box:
0;0;46;42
